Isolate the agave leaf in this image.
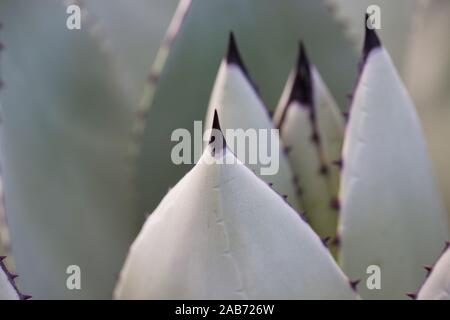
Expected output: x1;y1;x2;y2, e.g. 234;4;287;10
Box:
273;45;341;249
403;0;450;226
136;0;358;215
115;113;357;299
326;0;420;73
0;257;19;300
82;0;179;106
339;28;450;299
313;64;345;195
204;34;301;212
417;244;450;300
0;0;140;298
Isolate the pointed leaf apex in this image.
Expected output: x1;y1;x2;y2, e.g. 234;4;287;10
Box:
212;109;221;132
299;41;306;60
225;32;258;94
209;110;227;150
297;41;310;72
363;13;381;59
288;42;313;107
226;32;245;70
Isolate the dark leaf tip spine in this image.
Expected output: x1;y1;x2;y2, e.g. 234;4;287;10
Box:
226;32;258;93
361;14;381;69
226;32;250;77
226;32;244;67
288;41;313;107
209;110;227;153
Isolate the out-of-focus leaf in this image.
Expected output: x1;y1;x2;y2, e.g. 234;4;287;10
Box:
327;0;419;73
204;35;301;212
0;0;140;298
82;0;179;106
137;0;357;216
115;124;357;299
404;0;450;227
273;45;342;250
339;30;449;299
417;244;450;300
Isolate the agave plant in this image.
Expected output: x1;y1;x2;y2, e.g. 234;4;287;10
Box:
0;0;449;300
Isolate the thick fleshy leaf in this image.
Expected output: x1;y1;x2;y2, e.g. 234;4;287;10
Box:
115;117;357;299
136;0;358;216
0;0;140;298
0;257;19;300
404;0;450;226
204;35;301;211
417;245;450;300
327;0;419;72
339;29;450;299
273;45;342;247
82;0;179;106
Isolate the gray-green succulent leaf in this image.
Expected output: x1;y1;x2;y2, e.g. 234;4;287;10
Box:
417;244;450;300
204;34;301;212
115;116;357;299
339;28;450;299
0;0;141;299
81;0;179;107
273;44;342;250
